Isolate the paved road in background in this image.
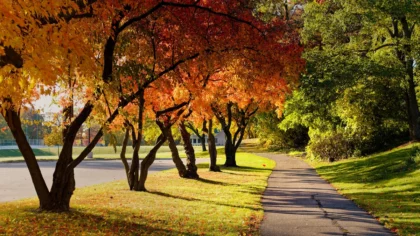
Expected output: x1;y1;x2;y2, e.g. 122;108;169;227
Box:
0;159;203;202
259;153;392;236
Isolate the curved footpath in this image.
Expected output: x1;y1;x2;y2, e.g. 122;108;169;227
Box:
259;153;392;236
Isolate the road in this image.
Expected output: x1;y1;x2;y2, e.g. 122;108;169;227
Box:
0;158;200;202
259;153;392;236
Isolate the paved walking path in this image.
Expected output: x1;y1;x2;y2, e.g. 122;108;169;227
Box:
259;153;392;236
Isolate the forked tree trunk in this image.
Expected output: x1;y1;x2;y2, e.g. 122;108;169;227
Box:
137;134;166;191
179;121;199;178
47;159;75;212
128;92;145;190
204;119;220;172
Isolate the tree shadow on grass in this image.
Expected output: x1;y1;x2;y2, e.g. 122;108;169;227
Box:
148;191;260;211
22;207;199;235
221;166;270;173
196;177;239;186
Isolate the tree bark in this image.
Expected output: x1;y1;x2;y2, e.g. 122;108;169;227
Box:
402;18;420;140
137;134;166;191
165;126;187;177
201;134;206;152
120;125;131;187
224;132;237;167
203;119;220;172
129;91;145;190
179;121;199;178
396;16;420;141
3;108;51;208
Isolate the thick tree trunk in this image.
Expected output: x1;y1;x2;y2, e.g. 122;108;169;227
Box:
166;127;187;177
224;134;237;167
3;108;51;208
206;120;220;172
179;121;199;178
137;134;166;191
46;163;75;212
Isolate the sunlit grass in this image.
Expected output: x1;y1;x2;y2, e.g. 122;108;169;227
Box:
0;152;275;235
307;143;420;235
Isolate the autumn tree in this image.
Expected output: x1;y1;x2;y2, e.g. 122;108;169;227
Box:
0;0;278;211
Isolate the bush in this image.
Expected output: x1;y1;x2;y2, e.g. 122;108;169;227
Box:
307;131;352;162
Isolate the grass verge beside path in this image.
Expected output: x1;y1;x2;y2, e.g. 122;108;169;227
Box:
0;152;275;235
305;144;420;235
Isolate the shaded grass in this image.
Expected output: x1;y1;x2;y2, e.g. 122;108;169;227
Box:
307;143;420;235
0;146;209;163
0;152;275;235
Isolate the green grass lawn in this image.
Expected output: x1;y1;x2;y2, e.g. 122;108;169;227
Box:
306;143;420;235
0;145;208;162
0;152;274;235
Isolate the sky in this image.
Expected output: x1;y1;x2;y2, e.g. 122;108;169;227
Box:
33;95;61;114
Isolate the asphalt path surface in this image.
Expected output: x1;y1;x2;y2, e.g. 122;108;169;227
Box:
0;158;205;203
259;153;392;236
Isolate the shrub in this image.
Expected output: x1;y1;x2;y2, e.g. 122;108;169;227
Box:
307;131;352;162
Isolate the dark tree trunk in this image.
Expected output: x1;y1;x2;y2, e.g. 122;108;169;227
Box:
179;121;199;178
137;134;166;191
3;108;51;208
165;127;187;177
120;125;131;187
201;134;206;152
129;91;145;190
396;16;420;141
224;134;237;167
405;59;420;141
47;163;75;212
203;119;220;172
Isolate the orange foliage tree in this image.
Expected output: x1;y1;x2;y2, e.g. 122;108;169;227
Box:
0;0;303;211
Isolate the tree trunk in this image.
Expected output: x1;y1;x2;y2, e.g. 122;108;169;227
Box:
120;126;131;187
399;16;420;141
3;108;51;209
179;121;199;178
224;134;237;167
137;134;166;191
406;59;420;141
129;92;145;190
46;162;75;212
165;127;187;177
201;134;207;152
206;120;220;172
